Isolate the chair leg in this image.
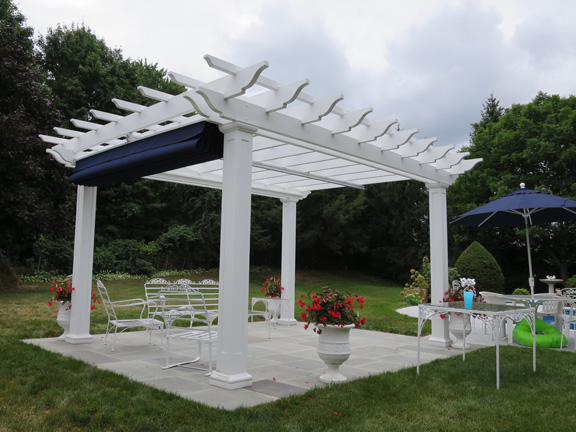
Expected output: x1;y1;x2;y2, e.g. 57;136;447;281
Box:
111;329;119;352
165;335;171;367
561;320;569;350
506;319;513;344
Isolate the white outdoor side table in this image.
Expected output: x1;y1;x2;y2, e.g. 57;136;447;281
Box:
417;302;537;389
251;297;287;324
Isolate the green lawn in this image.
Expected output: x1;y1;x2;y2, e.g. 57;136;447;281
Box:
1;270;575;431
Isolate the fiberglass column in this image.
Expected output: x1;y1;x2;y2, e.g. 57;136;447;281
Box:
426;183;452;346
68;185;97;344
210;122;256;390
278;197;299;325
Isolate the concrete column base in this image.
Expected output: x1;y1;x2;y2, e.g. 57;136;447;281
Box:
65;334;93;344
276;318;298;326
428;336;453;347
210;371;253;389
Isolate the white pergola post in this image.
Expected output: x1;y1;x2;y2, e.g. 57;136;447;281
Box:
426;183;452;346
210;122;256;389
278;197;299;325
67;185;97;344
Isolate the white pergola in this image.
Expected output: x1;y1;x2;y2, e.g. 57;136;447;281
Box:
42;54;481;389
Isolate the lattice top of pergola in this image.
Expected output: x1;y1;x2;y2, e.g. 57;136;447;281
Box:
42;54;481;200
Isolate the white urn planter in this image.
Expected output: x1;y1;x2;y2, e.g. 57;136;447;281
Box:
448;313;472;349
316;324;354;383
56;301;71;341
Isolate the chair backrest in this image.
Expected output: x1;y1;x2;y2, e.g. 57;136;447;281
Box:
479;291;509;306
96;280;119;321
145;278;219;314
160;291;211;327
537;299;563;315
561;288;576;299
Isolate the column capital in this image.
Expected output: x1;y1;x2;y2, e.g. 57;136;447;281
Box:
219;121;259;135
425;182;449;191
280;196;300;204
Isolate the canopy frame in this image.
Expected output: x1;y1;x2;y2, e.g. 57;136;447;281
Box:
42;54;482;389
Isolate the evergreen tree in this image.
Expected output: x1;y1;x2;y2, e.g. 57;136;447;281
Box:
469;93;505;141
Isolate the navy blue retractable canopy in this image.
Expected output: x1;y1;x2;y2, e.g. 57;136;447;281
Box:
69;121;223;187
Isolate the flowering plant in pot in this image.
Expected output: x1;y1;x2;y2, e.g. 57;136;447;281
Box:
298;286;366;383
49;279;99;340
260;276;284;298
48;280;74;309
442;278;482;304
298;286;366;334
48;280;99;310
441;278;482;349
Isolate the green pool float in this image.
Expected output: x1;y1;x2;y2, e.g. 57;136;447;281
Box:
513;317;567;348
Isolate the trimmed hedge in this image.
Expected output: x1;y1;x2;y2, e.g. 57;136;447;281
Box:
455;241;505;293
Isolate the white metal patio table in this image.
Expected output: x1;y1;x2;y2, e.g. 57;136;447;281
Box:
417;302;537;389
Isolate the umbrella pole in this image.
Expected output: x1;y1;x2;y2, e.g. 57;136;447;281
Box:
524;216;535;298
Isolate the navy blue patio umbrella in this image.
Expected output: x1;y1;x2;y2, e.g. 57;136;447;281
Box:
450;183;576;296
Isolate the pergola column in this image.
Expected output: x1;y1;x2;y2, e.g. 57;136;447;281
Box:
278;197;299;325
426;183;452;346
210;122;257;389
67;185;97;344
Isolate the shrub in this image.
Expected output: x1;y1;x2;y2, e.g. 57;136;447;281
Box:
513;288;530;295
454;241;505;293
0;262;19;291
566;275;576;287
405;293;423;305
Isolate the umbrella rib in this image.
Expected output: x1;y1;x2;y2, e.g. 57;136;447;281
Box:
477;212;497;227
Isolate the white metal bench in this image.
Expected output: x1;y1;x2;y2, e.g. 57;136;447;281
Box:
145;278;219;326
144;279;274;336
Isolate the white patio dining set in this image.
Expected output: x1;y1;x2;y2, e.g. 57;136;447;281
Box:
478;287;576;349
95;278;283;375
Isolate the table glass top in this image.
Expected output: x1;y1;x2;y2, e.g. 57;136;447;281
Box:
420;302;531;312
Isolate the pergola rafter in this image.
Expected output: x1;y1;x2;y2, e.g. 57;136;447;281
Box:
44;54;480;199
41;54;481;390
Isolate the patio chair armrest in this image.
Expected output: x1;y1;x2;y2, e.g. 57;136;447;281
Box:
110;298;148;308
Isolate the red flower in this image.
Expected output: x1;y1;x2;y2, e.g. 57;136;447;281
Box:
297;286;366;332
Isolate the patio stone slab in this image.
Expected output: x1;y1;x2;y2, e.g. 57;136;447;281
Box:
24;324;494;410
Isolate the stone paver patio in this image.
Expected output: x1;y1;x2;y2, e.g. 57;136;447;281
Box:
25;321;496;410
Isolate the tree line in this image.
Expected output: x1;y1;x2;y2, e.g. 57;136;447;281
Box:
2;0;576;291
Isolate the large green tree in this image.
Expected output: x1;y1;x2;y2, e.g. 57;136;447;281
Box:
0;0;72;267
38;24;197;273
449;93;576;288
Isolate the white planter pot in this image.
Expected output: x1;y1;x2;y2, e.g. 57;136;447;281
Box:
56;301;71;341
316;324;354;383
448;313;472;349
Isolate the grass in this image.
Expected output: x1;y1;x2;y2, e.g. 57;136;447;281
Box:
1;270;575;431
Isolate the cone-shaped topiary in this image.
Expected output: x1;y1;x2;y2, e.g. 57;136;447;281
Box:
454;241;505;293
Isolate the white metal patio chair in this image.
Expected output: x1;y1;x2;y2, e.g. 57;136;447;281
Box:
560;288;576;349
479;291;514;342
531;294;564;330
160;292;217;375
96;280;164;352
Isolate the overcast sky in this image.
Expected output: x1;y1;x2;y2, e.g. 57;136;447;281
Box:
14;0;576;150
